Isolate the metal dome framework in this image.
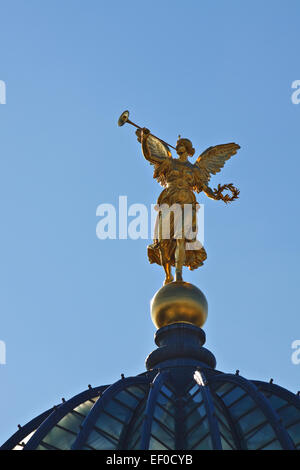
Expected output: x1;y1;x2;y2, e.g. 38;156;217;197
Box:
2;364;300;451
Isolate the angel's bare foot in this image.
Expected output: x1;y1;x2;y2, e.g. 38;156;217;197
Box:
164;274;174;285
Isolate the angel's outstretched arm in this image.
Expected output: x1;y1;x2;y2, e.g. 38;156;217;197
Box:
203;183;240;204
202;184;219;201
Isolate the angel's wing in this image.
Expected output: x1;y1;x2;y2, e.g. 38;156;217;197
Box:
136;128;172;160
136;129;172;187
194;143;240;187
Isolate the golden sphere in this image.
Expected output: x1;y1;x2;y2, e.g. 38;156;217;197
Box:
150;281;208;329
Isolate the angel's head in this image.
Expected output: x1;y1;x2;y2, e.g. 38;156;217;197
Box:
176;137;195;161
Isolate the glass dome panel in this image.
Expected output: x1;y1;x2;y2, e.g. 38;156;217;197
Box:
148;382;176;450
36;398;98;450
210;394;238;449
126;401;147;450
84;384;149;450
211;381;282;450
257;385;300;449
185;383;212;450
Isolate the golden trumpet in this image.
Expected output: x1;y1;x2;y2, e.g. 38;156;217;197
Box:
118;110;176;150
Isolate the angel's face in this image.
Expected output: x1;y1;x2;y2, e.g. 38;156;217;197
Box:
176;144;188;161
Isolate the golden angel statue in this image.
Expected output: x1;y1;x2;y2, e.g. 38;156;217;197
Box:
118;110;240;286
136;128;240;285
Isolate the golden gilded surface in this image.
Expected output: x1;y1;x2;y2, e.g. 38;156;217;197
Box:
151;281;208;329
136;123;240;286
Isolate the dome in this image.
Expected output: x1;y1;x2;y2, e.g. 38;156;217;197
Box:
2;322;300;451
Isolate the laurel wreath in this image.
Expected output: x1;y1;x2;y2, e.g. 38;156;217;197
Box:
214;183;240;203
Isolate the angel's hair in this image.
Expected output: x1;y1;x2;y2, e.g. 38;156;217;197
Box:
176;138;195;157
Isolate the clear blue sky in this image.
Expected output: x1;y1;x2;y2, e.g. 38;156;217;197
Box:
0;0;299;444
